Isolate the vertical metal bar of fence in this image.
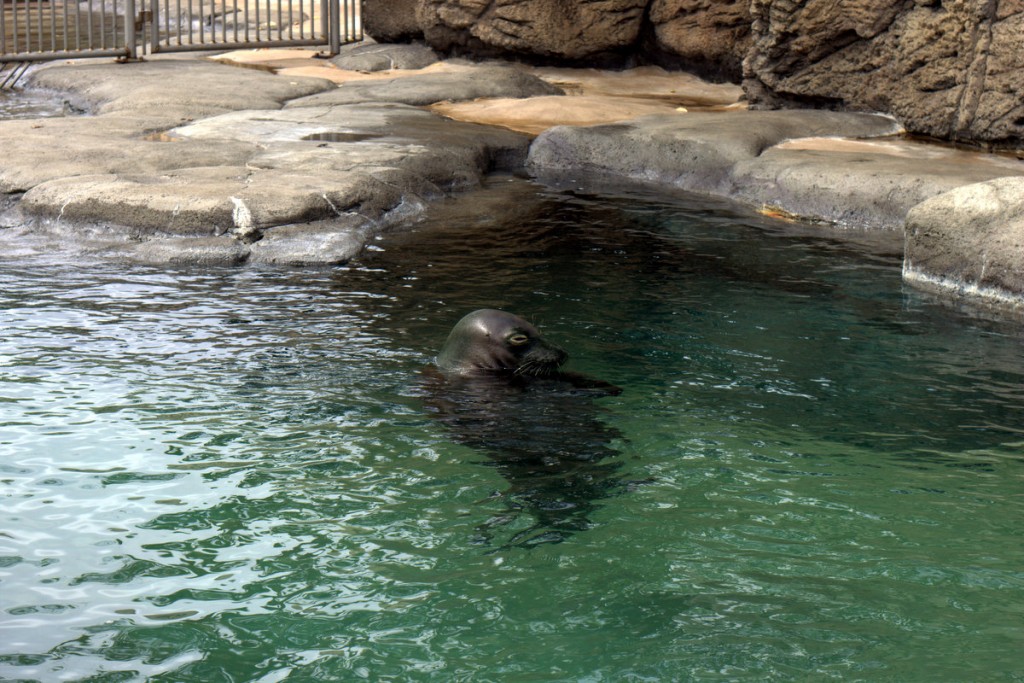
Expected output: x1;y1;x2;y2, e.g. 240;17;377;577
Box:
32;0;40;51
342;0;350;43
10;0;16;54
74;0;82;50
102;0;109;48
150;0;158;49
24;0;30;53
35;0;42;52
318;0;326;47
126;0;136;58
331;0;340;52
344;0;352;43
61;0;68;51
48;0;55;51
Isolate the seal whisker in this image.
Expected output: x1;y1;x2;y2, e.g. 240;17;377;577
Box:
514;360;536;377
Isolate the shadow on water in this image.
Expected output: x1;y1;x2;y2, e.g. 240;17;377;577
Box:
418;368;627;549
338;176;1023;475
4;175;1024;681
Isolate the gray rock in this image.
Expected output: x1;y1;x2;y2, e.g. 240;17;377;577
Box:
904;177;1024;305
287;66;563;107
331;42;440;71
248;216;371;265
729;145;1024;230
20;167;257;234
175;102;530;181
127;236;251;266
6;75;530;242
527;110;904;194
0;116;256;193
28;59;334;119
19;164;408;236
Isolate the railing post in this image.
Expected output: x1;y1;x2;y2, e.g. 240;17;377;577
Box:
125;0;137;59
329;0;340;55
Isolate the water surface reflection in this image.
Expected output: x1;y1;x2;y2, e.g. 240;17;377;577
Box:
1;177;1023;681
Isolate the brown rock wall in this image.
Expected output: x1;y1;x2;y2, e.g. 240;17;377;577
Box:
744;0;1024;149
364;0;749;75
416;0;648;60
361;0;1023;148
647;0;750;80
361;0;424;42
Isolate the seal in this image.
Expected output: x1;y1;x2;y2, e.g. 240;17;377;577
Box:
424;309;625;548
436;308;567;377
435;308;621;393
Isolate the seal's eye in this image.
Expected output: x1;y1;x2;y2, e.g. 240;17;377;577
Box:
507;333;530;346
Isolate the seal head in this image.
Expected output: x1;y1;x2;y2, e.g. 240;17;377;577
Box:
435;309;568;377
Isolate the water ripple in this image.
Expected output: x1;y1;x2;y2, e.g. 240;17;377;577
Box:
2;181;1023;681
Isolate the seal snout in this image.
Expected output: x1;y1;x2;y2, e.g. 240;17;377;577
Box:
515;338;568;377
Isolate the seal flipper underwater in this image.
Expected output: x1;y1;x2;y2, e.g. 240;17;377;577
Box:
422;309;625;549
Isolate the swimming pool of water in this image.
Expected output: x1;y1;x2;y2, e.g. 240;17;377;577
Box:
2;178;1022;681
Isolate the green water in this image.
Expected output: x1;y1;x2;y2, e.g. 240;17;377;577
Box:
1;178;1022;681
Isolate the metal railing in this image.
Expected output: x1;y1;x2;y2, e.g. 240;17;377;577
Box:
2;0;359;79
149;0;359;55
1;0;137;62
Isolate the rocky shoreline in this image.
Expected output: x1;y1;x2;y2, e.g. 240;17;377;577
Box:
1;43;1023;311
